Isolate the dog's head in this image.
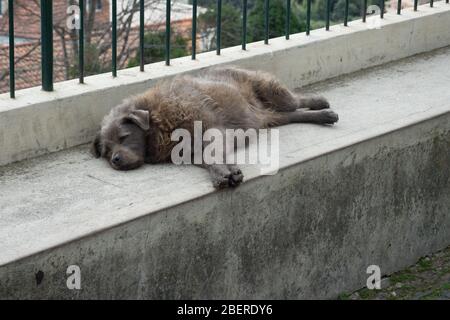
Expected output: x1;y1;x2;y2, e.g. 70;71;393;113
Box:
91;101;150;171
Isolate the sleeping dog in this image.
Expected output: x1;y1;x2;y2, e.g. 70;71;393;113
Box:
91;67;338;188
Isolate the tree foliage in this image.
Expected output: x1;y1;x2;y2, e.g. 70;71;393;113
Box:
128;31;189;67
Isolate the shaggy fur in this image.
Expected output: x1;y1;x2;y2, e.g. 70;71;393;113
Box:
91;66;338;188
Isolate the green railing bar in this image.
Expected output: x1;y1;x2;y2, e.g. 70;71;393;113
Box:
192;0;197;59
79;0;84;83
216;0;222;54
8;0;15;98
140;0;144;71
414;0;418;10
397;0;401;14
344;0;349;26
326;0;330;30
242;0;247;50
381;0;385;19
112;0;117;77
41;0;53;92
264;0;269;44
430;0;434;7
306;0;311;35
286;0;290;40
166;0;171;65
363;0;367;22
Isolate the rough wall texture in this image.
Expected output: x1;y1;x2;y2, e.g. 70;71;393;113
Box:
1;113;448;299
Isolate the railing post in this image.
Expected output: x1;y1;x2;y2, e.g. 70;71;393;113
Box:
430;0;434;7
264;0;269;44
363;0;367;22
112;0;117;77
326;0;331;30
41;0;53;92
285;0;290;40
397;0;402;14
140;0;145;70
344;0;349;26
306;0;311;35
414;0;418;11
216;0;222;54
192;0;197;59
242;0;247;50
380;0;385;19
79;0;84;83
8;0;15;98
166;0;171;64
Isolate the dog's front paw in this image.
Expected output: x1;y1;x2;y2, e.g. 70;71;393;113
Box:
228;165;244;187
210;165;244;189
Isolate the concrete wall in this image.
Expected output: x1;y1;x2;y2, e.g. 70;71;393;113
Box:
1;111;448;299
1;4;450;166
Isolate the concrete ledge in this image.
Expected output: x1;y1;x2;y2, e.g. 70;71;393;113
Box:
0;46;449;299
1;3;450;166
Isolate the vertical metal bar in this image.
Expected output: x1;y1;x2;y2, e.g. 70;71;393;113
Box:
363;0;367;22
41;0;53;92
285;0;290;39
166;0;171;64
140;0;144;71
192;0;197;59
242;0;247;50
326;0;330;30
264;0;269;44
414;0;418;11
79;0;84;83
430;0;433;7
306;0;311;35
216;0;221;55
112;0;117;77
397;0;401;14
380;0;384;19
344;0;349;26
8;0;15;98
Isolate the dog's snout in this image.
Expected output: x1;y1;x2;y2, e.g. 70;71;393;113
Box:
111;153;121;165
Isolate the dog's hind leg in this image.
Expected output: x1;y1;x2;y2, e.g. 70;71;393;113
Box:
251;75;330;112
275;109;339;125
297;95;330;110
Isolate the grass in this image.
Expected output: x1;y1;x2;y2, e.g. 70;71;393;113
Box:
337;246;450;300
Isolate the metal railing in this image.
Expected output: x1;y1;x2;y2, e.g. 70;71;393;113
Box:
4;0;449;99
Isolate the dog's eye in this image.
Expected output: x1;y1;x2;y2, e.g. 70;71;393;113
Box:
119;133;130;143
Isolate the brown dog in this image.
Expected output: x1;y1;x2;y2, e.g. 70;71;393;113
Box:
91;66;338;188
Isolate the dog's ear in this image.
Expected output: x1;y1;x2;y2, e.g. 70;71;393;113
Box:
126;109;150;131
90;132;102;158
